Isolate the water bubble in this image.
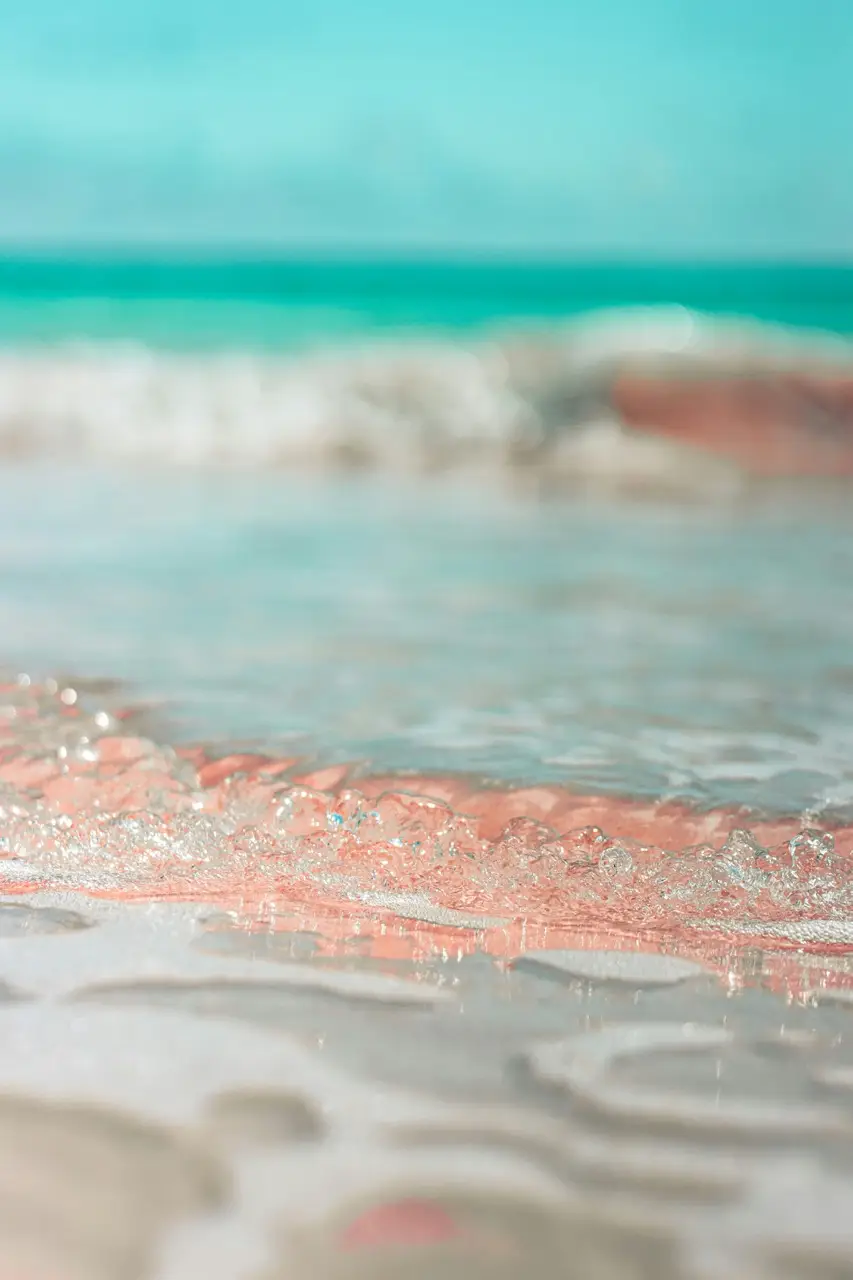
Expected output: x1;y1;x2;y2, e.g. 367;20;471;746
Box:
274;787;330;836
561;826;609;858
436;815;485;860
789;828;834;865
73;739;100;765
326;788;370;835
719;828;766;883
499;817;558;852
597;843;634;880
358;791;454;851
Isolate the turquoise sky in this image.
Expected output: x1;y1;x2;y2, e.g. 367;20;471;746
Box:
0;0;849;255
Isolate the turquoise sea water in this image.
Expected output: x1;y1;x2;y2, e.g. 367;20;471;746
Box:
1;258;852;345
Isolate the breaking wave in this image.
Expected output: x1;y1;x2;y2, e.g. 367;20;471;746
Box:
1;308;852;493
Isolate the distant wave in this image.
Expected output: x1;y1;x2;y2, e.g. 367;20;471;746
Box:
1;308;851;494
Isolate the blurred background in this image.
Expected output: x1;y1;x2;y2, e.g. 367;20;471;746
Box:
0;0;851;467
1;0;853;814
1;0;850;256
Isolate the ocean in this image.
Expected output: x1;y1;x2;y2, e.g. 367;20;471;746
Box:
2;257;853;346
3;258;853;1277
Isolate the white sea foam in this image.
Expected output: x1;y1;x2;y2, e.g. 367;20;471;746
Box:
0;309;849;489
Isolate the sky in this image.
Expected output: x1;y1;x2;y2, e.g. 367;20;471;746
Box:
0;0;850;256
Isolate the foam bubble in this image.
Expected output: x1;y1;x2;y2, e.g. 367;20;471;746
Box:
3;679;853;998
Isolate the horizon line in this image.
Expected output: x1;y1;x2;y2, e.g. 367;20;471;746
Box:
0;245;851;269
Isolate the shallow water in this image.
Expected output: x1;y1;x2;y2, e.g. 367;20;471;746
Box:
3;466;853;814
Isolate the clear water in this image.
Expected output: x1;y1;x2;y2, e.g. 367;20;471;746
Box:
3;466;853;817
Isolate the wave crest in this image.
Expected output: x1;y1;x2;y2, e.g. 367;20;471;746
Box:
1;308;852;492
